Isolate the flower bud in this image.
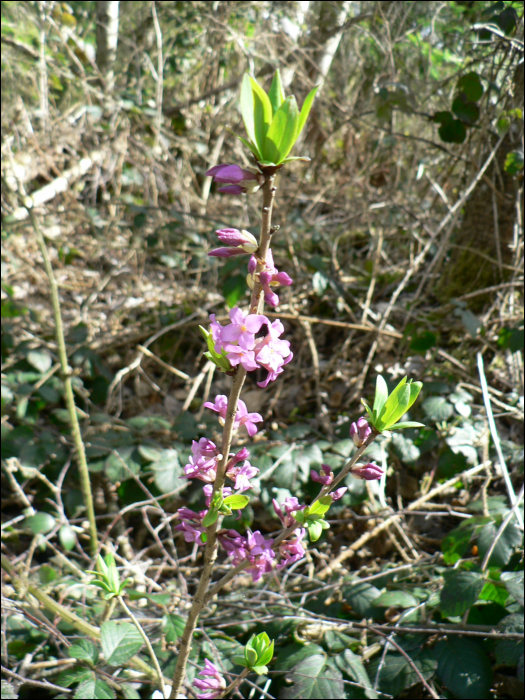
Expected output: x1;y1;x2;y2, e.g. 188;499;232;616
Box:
350;416;372;447
350;462;383;481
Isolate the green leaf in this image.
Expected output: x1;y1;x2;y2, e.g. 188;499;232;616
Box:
268;70;285;114
477;519;522;567
388;421;425;430
307;520;323;542
410;331;437;352
379;384;410;431
68;639;99;665
202;508;219;527
435;637;492;699
407;381;423;411
240;74;257;146
245;646;258;666
373;375;389;420
27;348;53;374
504;150;524;176
100;621;143;666
368;646;436;698
150;449;181;494
232;655;248;667
442;525;473;565
457;72;484;102
236;134;262;161
378;376;408;427
223;494;250;509
296;86;319;140
334;649;376;699
265;96;299;164
343;581;381;618
24;512;55;535
501;571;524;606
452;95;480;125
439;119;467;144
361;399;375;423
75;678;115;699
373;590;419;608
249;76;273;158
280;653;344;699
440;571;485;618
251;664;269;675
59;524;77;551
422;396;454;422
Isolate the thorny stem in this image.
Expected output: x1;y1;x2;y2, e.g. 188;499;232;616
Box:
118;595;166;700
203;430;378;603
28;207;98;556
169;174;277;699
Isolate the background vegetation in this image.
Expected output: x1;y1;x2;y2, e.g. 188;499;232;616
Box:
1;1;523;699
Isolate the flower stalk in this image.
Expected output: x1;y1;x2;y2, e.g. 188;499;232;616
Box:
169;172;277;699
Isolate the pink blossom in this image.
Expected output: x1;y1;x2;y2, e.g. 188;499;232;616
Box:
254;320;293;388
310;464;333;486
205;164;261;195
248;249;293;307
226;460;259;491
204;395;263;436
277;528;306;569
182;438;219;482
331;486;348;500
226;446;250;469
273;497;305;528
221;307;267;350
350;417;372;447
350;462;383;481
193;658;226;699
223;344;259;372
174;508;207;544
220;529;275;582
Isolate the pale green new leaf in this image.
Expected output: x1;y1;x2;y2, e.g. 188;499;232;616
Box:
249;76;273;158
377;377;408;429
240;75;257;146
388;421;425;430
236;134;262;161
361;399;375;423
223;494;250;509
382;385;411;430
373;375;389;420
265;96;299;164
268;70;285;114
407;381;423;410
296;85;319;139
202;509;219;527
251;665;269;675
308;520;323;542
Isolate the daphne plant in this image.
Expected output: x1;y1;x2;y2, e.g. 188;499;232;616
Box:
86;552;130;600
166;71;424;700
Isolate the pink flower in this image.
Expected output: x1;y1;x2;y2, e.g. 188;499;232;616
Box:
310;464;333;486
209;228;259;258
182;438;219;482
174;508;207;544
273;496;305;528
226;446;250;469
350;417;372;447
219;529;275;582
205;163;261;195
221;307;268;350
224;344;259;371
204;395;263;436
277;528;306;569
235;400;263;437
253;319;293;387
193;658;226;699
248;249;293;307
226;460;259;491
331;486;348;500
350;462;383;481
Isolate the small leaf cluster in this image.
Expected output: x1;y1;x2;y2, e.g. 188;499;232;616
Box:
238;71;318;166
233;632;274;675
362;375;424;433
293;495;332;542
199;325;232;373
202;491;250;530
86;553;130;600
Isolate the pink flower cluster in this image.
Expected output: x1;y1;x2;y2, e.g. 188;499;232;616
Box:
218;528;275;582
210;309;293;387
208;228;293;308
183;443;260;491
193;658;226;699
204;393;263;436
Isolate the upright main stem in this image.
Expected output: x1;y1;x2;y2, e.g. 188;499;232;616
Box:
169;174;276;699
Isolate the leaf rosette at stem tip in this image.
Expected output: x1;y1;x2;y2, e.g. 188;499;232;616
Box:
292;495;333;542
237;69;319;167
85;552;130;600
232;632;275;675
362;374;425;433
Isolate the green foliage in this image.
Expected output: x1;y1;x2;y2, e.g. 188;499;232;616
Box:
232;632;274;674
85;553;131;601
362;375;424;432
